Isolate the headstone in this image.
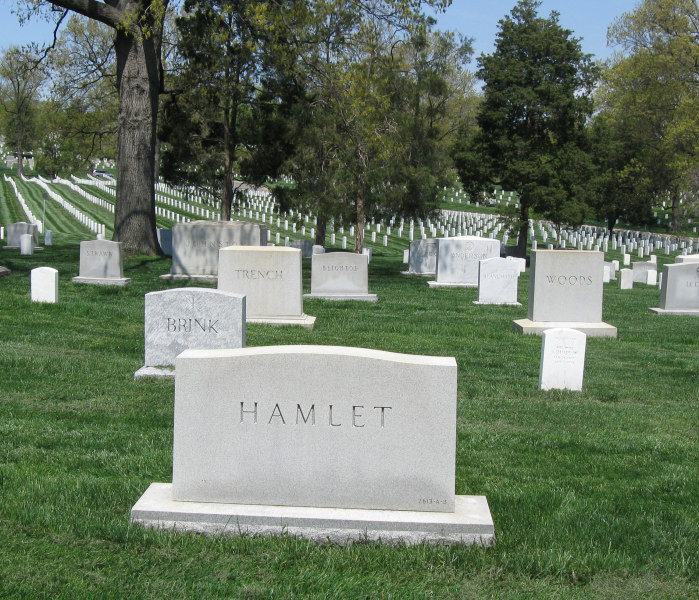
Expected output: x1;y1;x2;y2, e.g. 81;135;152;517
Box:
20;234;33;255
649;263;699;315
291;239;314;258
5;222;39;248
44;230;53;246
539;328;586;391
131;345;494;545
513;250;616;337
158;228;173;256
135;288;247;378
404;238;438;276
30;267;58;303
362;247;372;263
505;256;526;273
632;261;657;284
473;257;520;305
304;252;377;302
403;249;409;263
428;236;500;288
218;246;315;328
166;220;267;280
71;240;131;285
675;254;699;264
619;268;633;289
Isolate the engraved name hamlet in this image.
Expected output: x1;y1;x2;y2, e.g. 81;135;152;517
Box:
239;402;392;428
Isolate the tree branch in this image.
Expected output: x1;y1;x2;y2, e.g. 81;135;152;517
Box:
45;0;124;29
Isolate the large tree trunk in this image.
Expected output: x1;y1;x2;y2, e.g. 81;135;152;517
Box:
354;189;365;253
515;200;529;258
315;214;327;246
112;28;161;255
670;186;681;233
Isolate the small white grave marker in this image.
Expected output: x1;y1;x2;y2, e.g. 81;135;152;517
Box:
31;267;58;303
539;328;586;391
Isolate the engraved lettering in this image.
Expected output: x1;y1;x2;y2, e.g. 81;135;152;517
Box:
240;402;258;423
373;406;392;428
352;405;365;427
268;403;286;424
167;318;176;332
328;405;341;427
296;404;315;425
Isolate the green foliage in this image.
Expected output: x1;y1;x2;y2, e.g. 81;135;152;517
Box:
451;0;598;255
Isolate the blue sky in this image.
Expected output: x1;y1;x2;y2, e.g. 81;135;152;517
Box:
2;0;639;61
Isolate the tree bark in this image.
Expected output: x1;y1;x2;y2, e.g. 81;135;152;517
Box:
354;188;365;253
515;200;529;258
315;214;327;246
112;28;161;254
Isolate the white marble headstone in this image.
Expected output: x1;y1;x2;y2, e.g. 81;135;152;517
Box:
539;328;586;391
31;267;58;303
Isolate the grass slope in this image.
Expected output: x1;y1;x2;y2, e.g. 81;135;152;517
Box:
0;240;696;599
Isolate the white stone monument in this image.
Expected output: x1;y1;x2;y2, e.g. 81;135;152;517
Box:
30;267;58;303
165;220;267;281
619;268;633;289
135;288;246;378
473;257;520;305
513;250;616;337
130;345;494;545
304;252;376;301
403;238;438;276
428;236;500;288
71;240;130;286
218;246;315;328
539;328;586;391
648;262;699;315
4;222;39;249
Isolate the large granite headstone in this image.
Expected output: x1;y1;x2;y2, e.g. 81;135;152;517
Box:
218;246;315;328
71;240;130;286
513;250;616;337
135;288;246;378
304;252;376;301
649;262;699;315
165;220;268;281
473;257;520;305
404;238;438;276
130;345;494;545
429;236;500;288
5;222;39;249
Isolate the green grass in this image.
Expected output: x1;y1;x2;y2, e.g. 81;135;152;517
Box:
0;235;696;599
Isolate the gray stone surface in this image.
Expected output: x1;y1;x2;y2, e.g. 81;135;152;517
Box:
172;345;457;512
169;220;267;278
131;483;495;546
474;257;520;305
31;267;58;303
527;250;604;323
158;228;172;256
138;288;246;375
539;328;586;391
675;254;699;264
619;268;633;289
649;262;699;315
406;238;438;275
432;237;500;287
19;234;33;255
218;246;314;327
5;222;38;248
632;261;657;283
291;239;313;258
71;240;130;286
304;252;376;301
512;319;617;338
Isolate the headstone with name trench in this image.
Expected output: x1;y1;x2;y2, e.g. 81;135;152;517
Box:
130;345;494;545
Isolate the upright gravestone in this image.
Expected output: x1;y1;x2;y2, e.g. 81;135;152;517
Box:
130;345;494;545
428;236;500;288
157;228;172;256
31;267;58;303
619;268;633;289
304;252;377;301
5;222;39;249
164;220;268;281
218;246;315;328
513;250;616;337
134;288;247;378
539;328;586;391
71;240;130;285
404;238;438;276
648;262;699;315
291;239;314;258
19;234;33;256
632;261;657;284
473;257;520;305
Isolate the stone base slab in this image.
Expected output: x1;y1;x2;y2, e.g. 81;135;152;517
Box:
427;281;477;288
512;319;617;338
130;483;495;546
473;301;521;307
304;293;377;302
71;276;131;286
400;271;435;277
648;307;699;316
159;273;218;283
3;246;43;251
134;366;175;379
0;266;11;277
247;314;316;329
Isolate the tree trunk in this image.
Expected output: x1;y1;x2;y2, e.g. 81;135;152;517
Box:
670;186;681;233
112;28;161;255
315;214;327;246
16;120;23;178
153;135;161;184
606;214;617;234
222;142;233;222
354;189;365;253
515;200;529;258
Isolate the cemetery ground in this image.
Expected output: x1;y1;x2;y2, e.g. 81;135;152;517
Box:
0;236;697;599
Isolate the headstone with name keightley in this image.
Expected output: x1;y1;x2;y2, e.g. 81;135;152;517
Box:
304;252;376;301
130;345;494;546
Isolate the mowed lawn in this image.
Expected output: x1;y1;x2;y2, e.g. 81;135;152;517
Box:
0;237;696;600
